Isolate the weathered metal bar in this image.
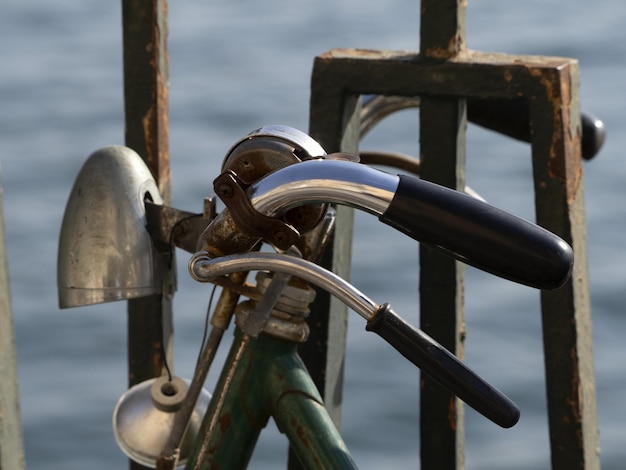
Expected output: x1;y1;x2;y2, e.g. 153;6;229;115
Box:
287;92;361;469
308;47;598;469
420;0;466;59
0;172;25;470
419;1;467;467
122;0;171;202
418;98;467;469
528;66;599;470
122;1;174;469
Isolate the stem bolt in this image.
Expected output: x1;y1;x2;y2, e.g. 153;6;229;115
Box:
218;183;234;199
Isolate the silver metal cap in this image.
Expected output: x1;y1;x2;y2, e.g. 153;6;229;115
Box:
57;145;163;308
222;125;327;170
112;376;211;468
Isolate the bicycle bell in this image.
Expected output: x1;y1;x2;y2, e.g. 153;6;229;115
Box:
220;125;329;234
113;375;211;468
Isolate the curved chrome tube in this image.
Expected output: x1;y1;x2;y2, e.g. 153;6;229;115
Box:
360;95;421;138
247;159;400;218
189;251;377;321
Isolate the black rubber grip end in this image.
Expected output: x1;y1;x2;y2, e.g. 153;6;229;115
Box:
379;175;573;290
366;303;520;428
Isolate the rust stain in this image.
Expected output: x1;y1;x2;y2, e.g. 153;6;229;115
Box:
219;412;232;433
137;0;171;202
422;29;466;59
423;37;462;60
529;66;582;204
559;346;585;448
153;340;164;372
142;105;155;155
296;425;310;447
290;416;310;448
320;48;381;60
288;415;323;467
448;396;458;431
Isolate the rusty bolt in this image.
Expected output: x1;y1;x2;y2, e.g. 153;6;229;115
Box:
273;230;287;246
218;183;234;199
172;224;184;237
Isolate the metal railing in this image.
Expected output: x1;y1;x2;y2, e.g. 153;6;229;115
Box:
304;1;599;468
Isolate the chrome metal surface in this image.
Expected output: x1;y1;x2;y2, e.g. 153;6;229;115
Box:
234;300;310;343
189;251;377;321
255;271;316;313
247;159;399;218
234;270;316;342
113;376;211;468
57;146;163;308
206;126;335;257
223;125;326;169
360;95;421;138
239;270;291;337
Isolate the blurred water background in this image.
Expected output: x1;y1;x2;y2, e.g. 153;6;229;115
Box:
1;0;625;468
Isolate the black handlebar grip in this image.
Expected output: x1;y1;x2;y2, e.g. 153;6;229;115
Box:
379;174;573;290
366;303;520;428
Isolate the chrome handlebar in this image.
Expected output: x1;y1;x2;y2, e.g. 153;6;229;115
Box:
187;125;575;430
203;155;573;290
189;249;520;428
190;250;377;320
247;159;398;217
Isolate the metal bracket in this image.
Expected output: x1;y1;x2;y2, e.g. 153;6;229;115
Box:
145;198;216;254
213;171;300;250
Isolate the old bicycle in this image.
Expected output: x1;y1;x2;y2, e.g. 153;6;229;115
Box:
58;123;573;469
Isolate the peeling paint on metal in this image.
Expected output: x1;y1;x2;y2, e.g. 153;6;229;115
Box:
529;65;582;204
218;412;231;434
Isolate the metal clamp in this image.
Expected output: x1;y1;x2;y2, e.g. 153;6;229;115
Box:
213;170;300;250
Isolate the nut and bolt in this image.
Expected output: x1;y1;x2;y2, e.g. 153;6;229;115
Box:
218;183;234;199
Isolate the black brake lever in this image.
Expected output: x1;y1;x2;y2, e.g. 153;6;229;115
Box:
366;303;520;428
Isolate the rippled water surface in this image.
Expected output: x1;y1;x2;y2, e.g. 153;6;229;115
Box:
2;1;626;468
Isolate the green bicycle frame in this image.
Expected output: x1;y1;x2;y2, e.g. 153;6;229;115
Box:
185;328;358;469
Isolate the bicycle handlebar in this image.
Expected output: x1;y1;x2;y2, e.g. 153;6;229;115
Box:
247;159;573;290
189;251;519;427
191;134;574;431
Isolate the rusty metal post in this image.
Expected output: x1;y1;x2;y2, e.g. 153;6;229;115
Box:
528;66;600;470
122;1;174;469
122;0;171;202
0;171;25;470
418;2;468;468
